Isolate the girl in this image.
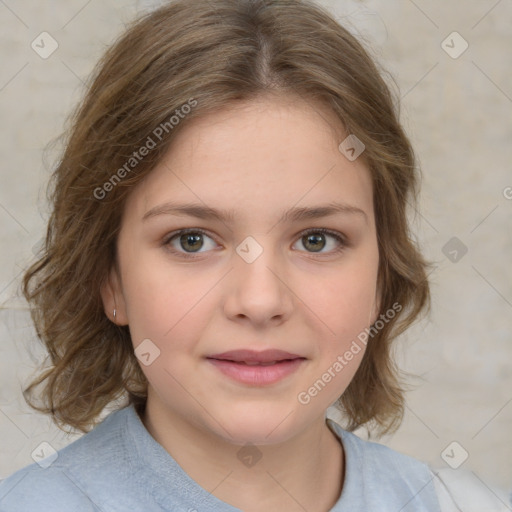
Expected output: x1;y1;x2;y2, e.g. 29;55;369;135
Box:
0;0;509;510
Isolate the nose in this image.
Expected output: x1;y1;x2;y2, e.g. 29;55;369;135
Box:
223;241;294;327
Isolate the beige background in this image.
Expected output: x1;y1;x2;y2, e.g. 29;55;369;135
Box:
0;0;511;497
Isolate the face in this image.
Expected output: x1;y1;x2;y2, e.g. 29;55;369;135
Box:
102;95;380;445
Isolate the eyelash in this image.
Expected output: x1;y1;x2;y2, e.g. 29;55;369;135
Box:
162;228;348;259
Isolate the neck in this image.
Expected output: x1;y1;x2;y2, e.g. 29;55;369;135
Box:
141;394;345;512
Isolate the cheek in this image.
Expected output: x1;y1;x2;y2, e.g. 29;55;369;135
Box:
313;258;378;338
120;263;225;395
297;270;376;408
122;270;212;394
120;245;215;339
118;188;213;353
303;254;378;396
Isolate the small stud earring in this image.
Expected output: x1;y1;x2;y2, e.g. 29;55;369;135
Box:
113;308;117;320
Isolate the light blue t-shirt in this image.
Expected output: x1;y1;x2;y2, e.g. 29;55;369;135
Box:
0;404;467;511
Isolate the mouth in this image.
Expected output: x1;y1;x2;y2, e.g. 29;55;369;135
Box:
206;349;306;386
207;349;305;364
227;360;285;366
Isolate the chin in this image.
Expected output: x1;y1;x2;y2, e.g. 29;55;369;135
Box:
209;405;310;446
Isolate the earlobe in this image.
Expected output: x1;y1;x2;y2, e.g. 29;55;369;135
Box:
100;267;128;325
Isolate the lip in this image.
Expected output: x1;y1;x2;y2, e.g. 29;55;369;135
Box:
208;349;304;363
206;349;306;386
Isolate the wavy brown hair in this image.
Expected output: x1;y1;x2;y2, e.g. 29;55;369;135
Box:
22;0;430;435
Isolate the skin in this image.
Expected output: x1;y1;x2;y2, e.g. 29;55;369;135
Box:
101;94;380;512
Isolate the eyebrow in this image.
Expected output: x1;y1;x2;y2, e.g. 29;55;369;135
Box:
142;201;368;225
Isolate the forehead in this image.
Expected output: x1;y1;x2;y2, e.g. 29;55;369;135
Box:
123;95;374;225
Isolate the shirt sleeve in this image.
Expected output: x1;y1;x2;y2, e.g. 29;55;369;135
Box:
430;467;511;512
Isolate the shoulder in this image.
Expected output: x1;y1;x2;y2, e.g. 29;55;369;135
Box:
0;466;99;512
327;419;441;510
335;426;511;511
431;467;512;512
0;406;133;512
333;422;434;480
328;419;511;512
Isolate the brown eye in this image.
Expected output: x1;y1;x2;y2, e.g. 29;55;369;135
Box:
293;228;347;255
165;229;217;255
302;233;326;252
179;232;204;252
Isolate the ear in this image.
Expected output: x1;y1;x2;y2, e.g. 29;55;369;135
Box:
100;265;128;325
